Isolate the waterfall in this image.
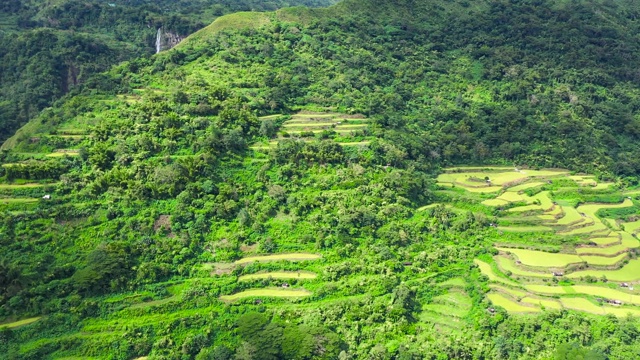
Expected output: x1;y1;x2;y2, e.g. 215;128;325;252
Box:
155;28;162;54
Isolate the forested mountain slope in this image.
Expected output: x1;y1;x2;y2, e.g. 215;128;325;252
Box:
3;0;640;358
0;0;337;143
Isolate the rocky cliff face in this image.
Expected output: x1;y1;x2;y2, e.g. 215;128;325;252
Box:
156;28;185;53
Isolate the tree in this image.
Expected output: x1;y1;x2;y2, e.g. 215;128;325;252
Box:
553;343;606;360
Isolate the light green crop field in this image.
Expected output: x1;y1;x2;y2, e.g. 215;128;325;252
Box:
0;317;41;329
562;222;608;236
487;293;541;313
579;199;633;217
525;285;570;294
521;297;563;310
282;122;336;127
498;226;555;233
591;236;621;246
497;248;582;268
603;307;640;317
560;297;605;314
220;288;312;301
507;191;554;212
498;226;553;233
474;259;518;285
605;218;620;230
482;198;509;207
46;151;79;157
581;253;627;266
567;260;640;282
238;271;317;281
508;182;544;192
569;175;596;183
447;185;504;193
556;206;584;226
570;286;640;305
437;171;528;186
591;183;615;190
258;114;283;120
622;220;640;234
619;232;640;248
0;183;48;189
444;166;515;172
498;191;528;203
234;253;321;264
576;244;628;256
0;198;38;204
490;285;527;298
338;141;371;146
128;296;178;309
496;256;553;278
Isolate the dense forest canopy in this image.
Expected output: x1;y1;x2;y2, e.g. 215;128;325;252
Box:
0;0;338;143
3;0;640;359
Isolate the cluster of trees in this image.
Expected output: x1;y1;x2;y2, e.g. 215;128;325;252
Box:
5;0;640;358
0;0;337;143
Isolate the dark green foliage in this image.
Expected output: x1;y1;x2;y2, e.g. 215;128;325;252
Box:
553;343;606;360
5;0;640;359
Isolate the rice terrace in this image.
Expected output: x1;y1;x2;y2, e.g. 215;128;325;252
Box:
439;166;640;316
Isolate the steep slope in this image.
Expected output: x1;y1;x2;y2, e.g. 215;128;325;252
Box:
3;0;640;358
0;0;338;143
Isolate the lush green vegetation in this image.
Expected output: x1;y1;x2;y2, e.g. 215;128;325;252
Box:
5;0;640;359
0;0;337;143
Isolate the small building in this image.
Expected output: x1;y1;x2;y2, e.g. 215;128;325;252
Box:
621;283;630;288
488;308;496;314
552;272;564;277
281;283;290;288
403;262;413;266
42;194;51;200
516;260;522;265
255;299;263;305
614;300;623;305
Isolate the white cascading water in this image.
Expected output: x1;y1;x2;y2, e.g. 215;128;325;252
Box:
155;28;162;54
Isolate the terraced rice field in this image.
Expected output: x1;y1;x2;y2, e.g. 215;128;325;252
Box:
0;198;38;204
556;206;584;226
566;260;640;282
424;292;473;318
490;285;527;298
576;244;629;256
474;259;518;285
521;297;562;310
496;248;583;268
487;293;540;313
507;192;554;213
508;182;544;192
525;285;571;294
220;288;312;301
591;236;621;246
0;183;50;189
581;253;628;266
498;226;554;233
238;271;317;281
46;151;80;157
496;256;553;278
560;298;605;314
579;199;633;218
622;220;640;234
0;317;41;329
234;253;321;264
441;167;640;317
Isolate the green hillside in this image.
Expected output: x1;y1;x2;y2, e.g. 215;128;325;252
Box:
0;0;338;143
3;0;640;358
